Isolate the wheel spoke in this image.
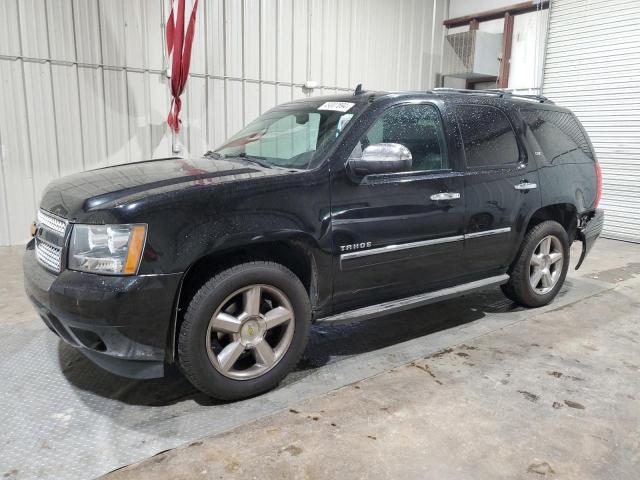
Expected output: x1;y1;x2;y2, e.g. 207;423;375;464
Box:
264;306;292;330
539;237;551;255
530;254;543;266
210;312;242;333
549;252;563;264
217;341;245;373
541;271;553;288
243;286;262;316
253;340;276;367
530;268;543;288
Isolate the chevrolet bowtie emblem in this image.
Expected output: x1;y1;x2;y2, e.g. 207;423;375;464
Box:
248;326;254;336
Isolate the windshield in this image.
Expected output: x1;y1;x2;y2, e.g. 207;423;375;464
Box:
212;100;361;170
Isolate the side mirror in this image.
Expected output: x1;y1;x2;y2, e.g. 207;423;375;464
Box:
348;143;412;176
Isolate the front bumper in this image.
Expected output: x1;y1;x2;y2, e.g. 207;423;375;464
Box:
575;208;604;270
23;242;182;379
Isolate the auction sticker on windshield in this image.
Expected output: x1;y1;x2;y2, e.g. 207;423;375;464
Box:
318;102;355;112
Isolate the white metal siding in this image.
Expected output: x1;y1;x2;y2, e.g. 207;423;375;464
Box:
543;0;640;243
0;0;447;246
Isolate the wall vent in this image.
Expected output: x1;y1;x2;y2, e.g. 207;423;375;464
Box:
442;30;502;79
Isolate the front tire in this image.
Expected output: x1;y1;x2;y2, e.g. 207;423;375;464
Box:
501;220;570;308
178;261;310;400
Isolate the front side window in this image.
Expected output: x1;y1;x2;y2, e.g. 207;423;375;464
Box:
351;104;448;172
455;105;520;168
214;101;361;170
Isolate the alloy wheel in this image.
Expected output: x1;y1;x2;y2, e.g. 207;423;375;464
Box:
205;284;295;380
529;235;564;295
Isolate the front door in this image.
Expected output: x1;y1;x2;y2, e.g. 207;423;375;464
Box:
329;101;466;312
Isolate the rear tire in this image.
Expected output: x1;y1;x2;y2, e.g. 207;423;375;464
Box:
502;220;570;308
178;261;310;401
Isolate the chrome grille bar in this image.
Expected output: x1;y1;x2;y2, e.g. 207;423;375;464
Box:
35;239;62;272
35;209;68;273
37;209;68;236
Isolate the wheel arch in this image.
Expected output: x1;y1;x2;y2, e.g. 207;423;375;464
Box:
507;203;578;273
166;236;322;363
525;203;578;241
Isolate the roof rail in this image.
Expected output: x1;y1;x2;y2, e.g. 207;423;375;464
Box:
482;88;553;104
432;87;553;104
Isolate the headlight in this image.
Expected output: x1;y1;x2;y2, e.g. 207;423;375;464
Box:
69;224;147;275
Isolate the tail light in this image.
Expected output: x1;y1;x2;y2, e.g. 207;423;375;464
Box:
594;161;602;208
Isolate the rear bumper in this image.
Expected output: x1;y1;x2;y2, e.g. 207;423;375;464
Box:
23;242;182;379
575;208;604;270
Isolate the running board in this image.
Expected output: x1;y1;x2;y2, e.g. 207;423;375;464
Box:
316;274;510;325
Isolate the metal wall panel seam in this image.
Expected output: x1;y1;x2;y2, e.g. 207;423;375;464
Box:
274;0;278;105
69;0;87;171
43;0;62;179
203;0;210;145
258;0;263;113
14;3;38;215
332;0;338;93
120;0;134;162
347;0;354;89
0;118;12;243
417;0;427;89
222;0;228;141
241;0;245;127
428;0;438;89
438;0;449;87
306;0;311;89
394;0;404;89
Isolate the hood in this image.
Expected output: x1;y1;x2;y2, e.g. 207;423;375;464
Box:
40;156;278;220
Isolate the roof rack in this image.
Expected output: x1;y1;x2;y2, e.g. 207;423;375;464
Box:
431;87;553;104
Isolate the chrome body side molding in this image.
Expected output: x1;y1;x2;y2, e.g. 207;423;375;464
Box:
464;227;512;239
316;274;509;325
340;235;464;262
339;227;512;265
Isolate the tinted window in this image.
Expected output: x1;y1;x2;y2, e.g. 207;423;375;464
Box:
351;104;448;172
456;105;520;167
520;108;594;164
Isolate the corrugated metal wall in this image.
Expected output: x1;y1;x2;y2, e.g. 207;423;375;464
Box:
543;0;640;243
0;0;447;246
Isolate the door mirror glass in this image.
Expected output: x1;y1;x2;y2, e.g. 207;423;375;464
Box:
348;143;413;176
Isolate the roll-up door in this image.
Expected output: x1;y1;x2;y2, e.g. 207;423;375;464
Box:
543;0;640;242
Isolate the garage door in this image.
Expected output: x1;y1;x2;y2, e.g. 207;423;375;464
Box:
542;0;640;243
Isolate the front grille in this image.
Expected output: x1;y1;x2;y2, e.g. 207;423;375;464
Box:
35;239;63;272
37;209;68;236
36;209;68;273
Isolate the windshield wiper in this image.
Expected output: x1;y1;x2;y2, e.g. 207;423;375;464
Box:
235;153;273;169
204;150;225;159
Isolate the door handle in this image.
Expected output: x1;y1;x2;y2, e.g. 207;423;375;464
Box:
514;181;537;191
430;192;461;201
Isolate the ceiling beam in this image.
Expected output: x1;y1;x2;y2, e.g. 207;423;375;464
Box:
443;0;549;28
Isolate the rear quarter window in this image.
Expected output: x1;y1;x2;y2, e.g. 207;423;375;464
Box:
520;108;594;164
455;104;521;168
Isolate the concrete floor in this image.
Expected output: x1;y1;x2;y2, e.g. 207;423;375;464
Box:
105;239;640;480
0;239;639;479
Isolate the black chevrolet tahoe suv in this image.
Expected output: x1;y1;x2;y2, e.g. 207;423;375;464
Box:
24;88;604;400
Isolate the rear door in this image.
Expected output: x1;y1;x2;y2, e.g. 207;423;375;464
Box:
453;103;541;276
329;100;467;312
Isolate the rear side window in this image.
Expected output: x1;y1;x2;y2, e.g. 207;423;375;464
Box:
455;105;521;168
520;108;594;164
